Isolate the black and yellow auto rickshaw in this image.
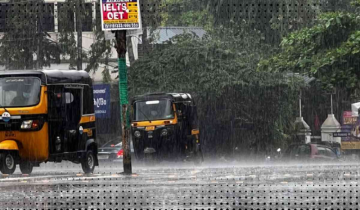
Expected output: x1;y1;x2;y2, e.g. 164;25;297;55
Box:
130;93;203;163
0;70;98;174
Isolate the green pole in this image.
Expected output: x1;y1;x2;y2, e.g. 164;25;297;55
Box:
115;30;132;174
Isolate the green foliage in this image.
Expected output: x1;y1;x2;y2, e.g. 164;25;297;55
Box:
57;1;77;70
129;24;305;155
0;1;61;70
102;66;112;83
258;11;360;93
130;23;272;94
58;0;88;70
351;0;360;7
159;0;213;28
85;18;113;83
0;0;95;71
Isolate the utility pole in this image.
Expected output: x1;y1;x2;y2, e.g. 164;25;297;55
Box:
100;0;140;175
115;30;132;174
299;90;302;117
76;0;83;70
36;1;43;70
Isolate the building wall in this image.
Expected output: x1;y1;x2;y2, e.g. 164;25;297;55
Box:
0;0;121;83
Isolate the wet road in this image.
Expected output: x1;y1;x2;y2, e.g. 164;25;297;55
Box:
0;161;359;209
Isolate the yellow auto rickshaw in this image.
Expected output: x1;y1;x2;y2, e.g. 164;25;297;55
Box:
130;93;203;163
0;70;98;174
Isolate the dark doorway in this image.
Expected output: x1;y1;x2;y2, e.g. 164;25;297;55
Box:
64;88;82;152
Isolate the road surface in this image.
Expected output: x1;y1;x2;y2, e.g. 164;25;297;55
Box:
0;161;359;209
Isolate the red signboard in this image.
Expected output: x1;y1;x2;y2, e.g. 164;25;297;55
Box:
100;0;141;31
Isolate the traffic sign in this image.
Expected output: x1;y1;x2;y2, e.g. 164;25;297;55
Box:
100;0;142;31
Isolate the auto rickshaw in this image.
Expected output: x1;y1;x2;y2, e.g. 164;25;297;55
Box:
130;93;203;163
0;70;98;174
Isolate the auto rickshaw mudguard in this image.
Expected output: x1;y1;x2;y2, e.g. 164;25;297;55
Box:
85;139;98;166
0;140;19;151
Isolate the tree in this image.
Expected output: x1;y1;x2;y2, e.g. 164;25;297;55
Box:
158;0;213;28
258;10;360;95
85;18;113;83
0;1;61;70
256;1;360;135
58;0;88;70
129;23;304;157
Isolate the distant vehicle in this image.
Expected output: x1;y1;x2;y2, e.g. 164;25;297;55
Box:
280;143;341;162
130;93;203;163
98;140;134;162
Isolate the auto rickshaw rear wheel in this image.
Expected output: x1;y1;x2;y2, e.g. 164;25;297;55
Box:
19;161;33;174
0;151;16;175
81;150;95;174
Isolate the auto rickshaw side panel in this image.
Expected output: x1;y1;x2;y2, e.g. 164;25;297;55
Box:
80;114;97;149
79;85;97;152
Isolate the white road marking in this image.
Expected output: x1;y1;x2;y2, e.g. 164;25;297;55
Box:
0;173;125;183
190;170;201;175
0;175;72;182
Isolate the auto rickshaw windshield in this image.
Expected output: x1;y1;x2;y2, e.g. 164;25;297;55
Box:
0;77;41;107
134;99;174;121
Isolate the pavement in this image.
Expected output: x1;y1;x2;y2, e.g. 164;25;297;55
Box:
0;160;359;209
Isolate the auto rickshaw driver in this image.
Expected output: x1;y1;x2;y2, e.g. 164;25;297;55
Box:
150;103;165;119
10;84;32;106
148;100;172;120
150;110;158;119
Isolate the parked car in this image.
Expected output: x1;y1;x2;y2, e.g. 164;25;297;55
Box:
280;143;341;163
98;140;134;162
114;141;135;162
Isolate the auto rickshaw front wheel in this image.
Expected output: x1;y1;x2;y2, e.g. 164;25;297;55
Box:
81;150;95;174
19;161;33;174
0;151;16;175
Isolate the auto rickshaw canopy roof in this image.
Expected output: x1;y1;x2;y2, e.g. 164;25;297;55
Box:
0;70;92;86
131;93;194;104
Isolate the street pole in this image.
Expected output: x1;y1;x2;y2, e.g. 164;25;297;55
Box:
76;0;83;70
299;90;302;118
330;94;333;114
37;1;43;70
115;30;132;174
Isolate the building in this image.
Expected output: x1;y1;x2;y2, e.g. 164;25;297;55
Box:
0;0;206;145
0;0;119;82
0;0;206;83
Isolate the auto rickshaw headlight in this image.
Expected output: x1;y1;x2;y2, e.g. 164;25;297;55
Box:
21;120;40;129
21;120;33;129
160;129;168;137
134;130;141;138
